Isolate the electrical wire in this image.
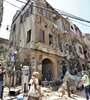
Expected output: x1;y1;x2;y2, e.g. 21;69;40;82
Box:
4;0;21;9
2;0;90;57
16;0;27;4
3;0;90;36
16;0;90;24
70;19;90;27
55;9;90;23
2;0;48;30
4;0;90;24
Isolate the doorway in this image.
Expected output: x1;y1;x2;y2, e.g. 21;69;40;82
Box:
42;58;52;81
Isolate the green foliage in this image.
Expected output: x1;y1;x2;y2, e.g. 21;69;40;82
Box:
0;45;22;75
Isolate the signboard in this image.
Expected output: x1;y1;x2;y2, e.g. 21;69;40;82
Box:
10;52;16;61
22;66;29;91
23;70;29;76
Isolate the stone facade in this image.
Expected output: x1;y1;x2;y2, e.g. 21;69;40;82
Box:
9;0;90;81
0;0;3;27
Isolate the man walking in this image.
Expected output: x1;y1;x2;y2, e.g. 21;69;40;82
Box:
81;65;90;100
0;64;4;99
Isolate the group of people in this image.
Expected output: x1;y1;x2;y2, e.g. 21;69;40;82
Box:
0;62;90;100
29;65;90;100
0;64;42;100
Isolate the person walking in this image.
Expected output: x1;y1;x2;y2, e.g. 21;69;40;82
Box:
28;71;42;100
81;65;90;100
0;64;4;99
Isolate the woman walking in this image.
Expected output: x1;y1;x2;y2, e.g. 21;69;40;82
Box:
28;71;42;100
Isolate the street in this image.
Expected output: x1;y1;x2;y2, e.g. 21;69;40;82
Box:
1;86;89;100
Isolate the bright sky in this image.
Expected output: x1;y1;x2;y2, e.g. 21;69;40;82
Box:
0;0;90;39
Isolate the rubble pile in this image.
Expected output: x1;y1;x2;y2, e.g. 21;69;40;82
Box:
42;71;83;98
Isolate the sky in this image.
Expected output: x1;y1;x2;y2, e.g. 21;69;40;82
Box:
0;0;90;39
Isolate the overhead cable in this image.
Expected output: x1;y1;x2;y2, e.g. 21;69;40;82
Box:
70;19;90;27
5;0;90;24
16;0;90;24
4;0;21;9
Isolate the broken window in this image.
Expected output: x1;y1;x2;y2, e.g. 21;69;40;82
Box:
26;29;31;43
20;5;33;23
22;11;28;22
79;46;83;54
39;29;45;43
26;8;29;17
55;36;58;47
74;46;76;52
71;26;74;30
84;49;87;54
9;41;13;47
49;34;53;45
37;3;45;14
59;43;63;52
83;49;88;59
47;11;50;20
88;52;90;58
37;5;52;21
43;9;47;17
37;6;43;15
46;11;53;21
13;24;16;32
20;15;23;23
69;45;73;53
39;8;43;15
65;44;69;51
62;19;70;32
73;46;76;55
58;35;63;52
29;4;33;15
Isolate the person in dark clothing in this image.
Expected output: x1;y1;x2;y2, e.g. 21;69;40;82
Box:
62;66;67;76
0;64;3;98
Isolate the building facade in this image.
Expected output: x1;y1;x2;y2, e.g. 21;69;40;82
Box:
9;0;90;81
0;0;3;27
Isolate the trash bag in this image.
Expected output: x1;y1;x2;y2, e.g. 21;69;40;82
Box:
28;84;36;96
28;85;39;97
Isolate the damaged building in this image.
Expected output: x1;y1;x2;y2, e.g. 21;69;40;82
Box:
9;0;90;81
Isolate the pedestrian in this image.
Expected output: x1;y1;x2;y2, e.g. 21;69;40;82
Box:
81;65;90;100
28;71;42;100
0;64;4;99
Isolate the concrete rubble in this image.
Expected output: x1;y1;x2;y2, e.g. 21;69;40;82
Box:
1;85;85;100
1;71;84;100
